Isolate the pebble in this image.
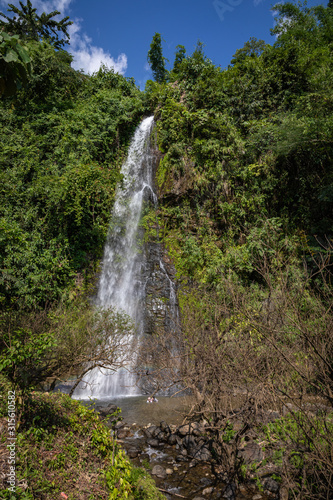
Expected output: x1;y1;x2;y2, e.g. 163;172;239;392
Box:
165;468;173;475
202;486;214;495
252;495;263;500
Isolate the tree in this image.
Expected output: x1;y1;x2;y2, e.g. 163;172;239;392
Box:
0;0;72;49
173;44;186;72
230;37;267;66
147;32;167;83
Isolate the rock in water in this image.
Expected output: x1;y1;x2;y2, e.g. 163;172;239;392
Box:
151;465;167;478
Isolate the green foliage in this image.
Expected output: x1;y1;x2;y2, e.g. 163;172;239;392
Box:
0;44;144;309
0;0;72;49
147;33;167;83
0;392;163;499
221;421;236;443
0;215;74;308
230;37;267;66
261;412;333;497
173;44;186;72
263;413;333;451
0;327;56;392
0;30;31;96
146;2;333;290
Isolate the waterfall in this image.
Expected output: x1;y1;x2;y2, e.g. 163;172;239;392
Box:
73;116;156;399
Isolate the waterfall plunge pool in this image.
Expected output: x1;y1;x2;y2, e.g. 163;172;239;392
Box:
79;395;193;427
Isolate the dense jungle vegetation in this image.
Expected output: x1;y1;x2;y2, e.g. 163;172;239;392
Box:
1;0;333;498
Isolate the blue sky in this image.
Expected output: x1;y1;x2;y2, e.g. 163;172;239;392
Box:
0;0;327;88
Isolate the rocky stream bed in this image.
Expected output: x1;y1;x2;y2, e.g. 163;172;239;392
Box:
90;398;289;500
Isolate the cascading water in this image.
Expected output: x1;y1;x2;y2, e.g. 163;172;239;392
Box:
73;116;156;399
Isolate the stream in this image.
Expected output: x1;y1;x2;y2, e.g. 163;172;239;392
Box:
83;396;271;500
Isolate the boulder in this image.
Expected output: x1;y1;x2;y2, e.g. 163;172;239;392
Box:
168;433;178;445
98;404;118;417
115;420;125;429
178;422;202;436
146;438;160;448
194;446;211;461
160;421;171;434
151;465;166;479
154;429;167;441
264;478;280;494
143;425;159;438
182;435;197;449
178;424;191;436
127;448;140;459
191;422;203;436
117;429;130;439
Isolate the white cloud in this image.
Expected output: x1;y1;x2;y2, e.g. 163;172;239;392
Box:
68;20;127;75
35;0;73;13
0;0;128;75
71;44;128;75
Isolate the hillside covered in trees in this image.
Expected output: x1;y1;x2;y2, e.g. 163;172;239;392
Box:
1;0;333;498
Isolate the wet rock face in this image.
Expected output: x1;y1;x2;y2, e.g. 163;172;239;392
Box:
143;242;178;335
141;132;179;337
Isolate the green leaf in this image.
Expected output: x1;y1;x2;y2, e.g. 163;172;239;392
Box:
3;49;19;63
16;43;31;64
